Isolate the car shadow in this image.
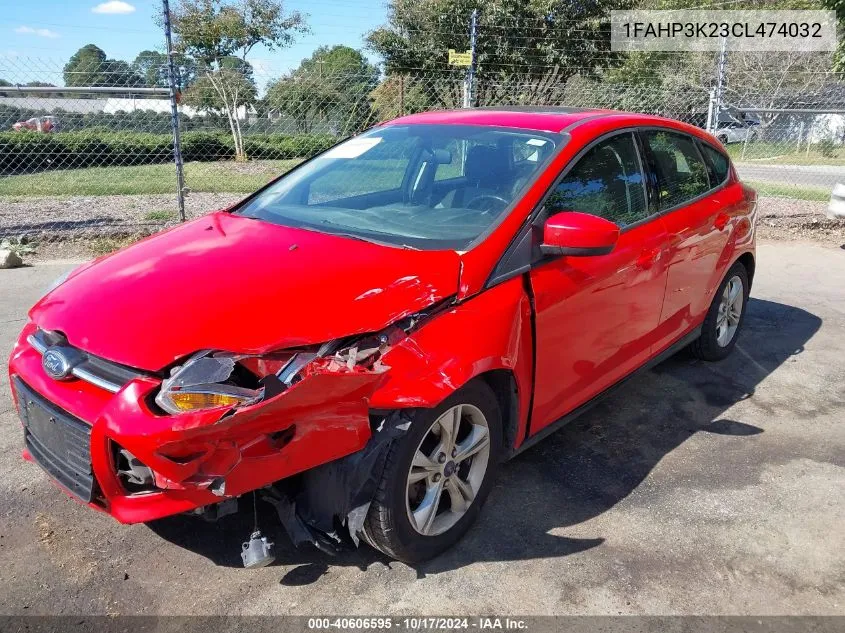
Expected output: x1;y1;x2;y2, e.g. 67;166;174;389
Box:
147;297;821;580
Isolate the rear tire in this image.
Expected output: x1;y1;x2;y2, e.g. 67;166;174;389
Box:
362;380;502;563
690;262;749;361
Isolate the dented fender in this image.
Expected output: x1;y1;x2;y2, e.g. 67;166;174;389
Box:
371;277;534;448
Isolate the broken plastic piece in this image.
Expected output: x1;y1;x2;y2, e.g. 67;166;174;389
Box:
209;477;226;497
116;448;154;487
240;530;275;568
168;354;236;388
262;486;344;556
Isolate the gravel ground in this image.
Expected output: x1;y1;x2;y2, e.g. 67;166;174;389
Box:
1;192;843;261
0;192;245;260
0;240;842;615
756;197;845;244
0;191;244;235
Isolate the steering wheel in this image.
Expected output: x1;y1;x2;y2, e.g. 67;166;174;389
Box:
465;194;509;213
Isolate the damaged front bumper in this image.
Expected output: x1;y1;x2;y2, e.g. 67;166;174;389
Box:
263;410;411;555
9;321;388;526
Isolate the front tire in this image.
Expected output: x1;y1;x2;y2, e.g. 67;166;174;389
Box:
362;380;502;563
690;262;749;361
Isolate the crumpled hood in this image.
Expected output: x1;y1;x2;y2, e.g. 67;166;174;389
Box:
31;212;461;371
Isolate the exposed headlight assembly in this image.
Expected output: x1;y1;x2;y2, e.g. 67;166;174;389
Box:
155;299;452;415
155;332;398;415
155;352;265;414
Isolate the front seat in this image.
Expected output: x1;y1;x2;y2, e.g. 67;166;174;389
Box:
450;145;512;207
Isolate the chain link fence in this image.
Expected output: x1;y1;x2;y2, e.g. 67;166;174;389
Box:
1;49;843;255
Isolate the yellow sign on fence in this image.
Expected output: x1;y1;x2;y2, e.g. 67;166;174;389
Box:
447;49;472;66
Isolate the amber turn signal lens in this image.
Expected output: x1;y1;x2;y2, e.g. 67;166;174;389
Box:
168;391;245;411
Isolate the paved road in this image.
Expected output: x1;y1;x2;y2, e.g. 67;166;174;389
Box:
0;241;843;616
735;163;844;191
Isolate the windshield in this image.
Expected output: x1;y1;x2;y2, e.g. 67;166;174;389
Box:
235;124;563;250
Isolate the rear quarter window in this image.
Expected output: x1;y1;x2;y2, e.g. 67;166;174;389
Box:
700;143;731;184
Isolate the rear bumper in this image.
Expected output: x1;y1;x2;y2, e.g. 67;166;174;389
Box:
9;321;378;523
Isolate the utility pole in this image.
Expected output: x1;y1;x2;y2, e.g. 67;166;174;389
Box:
463;9;478;108
706;86;716;135
162;0;186;222
711;36;728;135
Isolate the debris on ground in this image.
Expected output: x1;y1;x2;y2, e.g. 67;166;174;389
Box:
0;249;23;269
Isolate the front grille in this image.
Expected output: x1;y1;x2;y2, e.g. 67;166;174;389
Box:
13;376;95;502
28;328;149;393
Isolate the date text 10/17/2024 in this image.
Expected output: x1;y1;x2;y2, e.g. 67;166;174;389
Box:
306;617;529;630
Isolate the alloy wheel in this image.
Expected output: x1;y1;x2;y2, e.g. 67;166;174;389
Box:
716;275;744;347
405;403;491;536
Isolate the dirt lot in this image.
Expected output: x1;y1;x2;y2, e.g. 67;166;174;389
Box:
0;240;843;616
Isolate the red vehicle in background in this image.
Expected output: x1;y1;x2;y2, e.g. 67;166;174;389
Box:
9;107;756;564
12;115;58;132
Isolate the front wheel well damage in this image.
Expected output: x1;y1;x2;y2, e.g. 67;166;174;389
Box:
475;370;520;458
255;372;520;560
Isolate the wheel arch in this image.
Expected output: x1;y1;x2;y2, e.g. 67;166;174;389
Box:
736;251;756;290
475;369;520;459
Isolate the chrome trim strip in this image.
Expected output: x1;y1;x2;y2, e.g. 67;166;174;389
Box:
27;333;122;393
27;334;47;354
71;367;121;394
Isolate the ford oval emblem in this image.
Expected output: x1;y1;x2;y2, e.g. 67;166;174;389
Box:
42;348;73;380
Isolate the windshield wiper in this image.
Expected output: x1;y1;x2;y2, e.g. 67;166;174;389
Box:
318;220;418;250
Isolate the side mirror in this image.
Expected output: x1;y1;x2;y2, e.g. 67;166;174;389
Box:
541;211;620;257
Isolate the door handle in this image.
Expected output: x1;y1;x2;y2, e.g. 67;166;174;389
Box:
714;212;729;231
636;247;660;269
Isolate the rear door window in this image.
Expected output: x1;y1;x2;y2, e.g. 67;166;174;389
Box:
643;130;711;210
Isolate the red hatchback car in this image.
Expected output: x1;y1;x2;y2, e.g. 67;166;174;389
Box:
9;108;756;564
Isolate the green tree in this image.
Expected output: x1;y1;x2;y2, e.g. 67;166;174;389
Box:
369;74;431;122
266;45;379;134
132;50;198;89
820;0;845;73
102;60;145;87
0;79;64;97
64;44;143;89
133;50;169;86
367;0;633;107
64;44;108;87
168;0;307;159
182;59;257;127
